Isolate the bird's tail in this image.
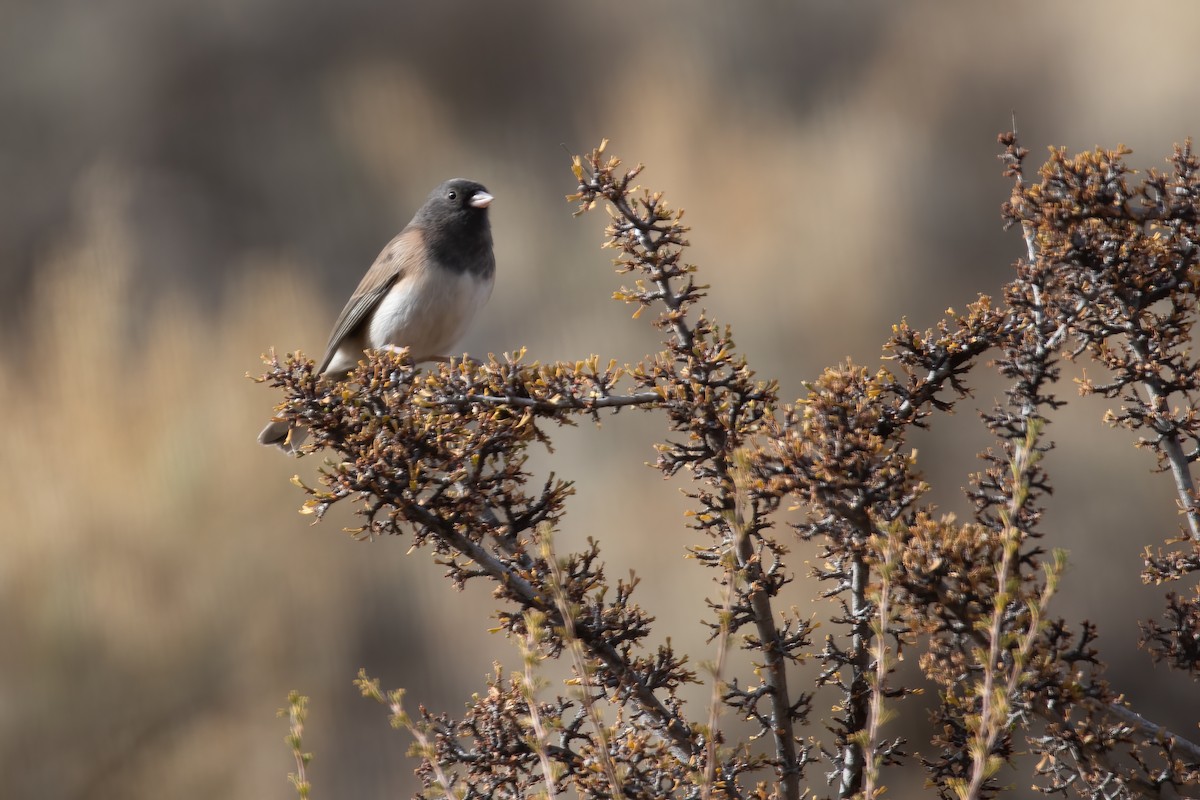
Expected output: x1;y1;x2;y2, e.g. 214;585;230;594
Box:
257;419;308;453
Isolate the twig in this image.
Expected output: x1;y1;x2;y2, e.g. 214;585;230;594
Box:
279;691;314;800
406;503;699;764
539;527;624;798
519;610;560;800
356;675;462;800
862;527;900;800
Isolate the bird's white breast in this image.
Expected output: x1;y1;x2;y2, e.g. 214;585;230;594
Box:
367;266;494;361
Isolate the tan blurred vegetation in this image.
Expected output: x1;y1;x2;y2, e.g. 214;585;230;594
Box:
4;2;1200;798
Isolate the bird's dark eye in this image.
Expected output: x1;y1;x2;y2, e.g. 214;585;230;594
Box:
447;190;458;201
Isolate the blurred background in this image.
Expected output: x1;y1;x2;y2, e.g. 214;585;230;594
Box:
3;2;1199;797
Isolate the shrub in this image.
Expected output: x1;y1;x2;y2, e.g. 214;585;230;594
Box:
263;137;1200;800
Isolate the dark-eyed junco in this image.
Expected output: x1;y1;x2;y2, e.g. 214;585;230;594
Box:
259;178;495;451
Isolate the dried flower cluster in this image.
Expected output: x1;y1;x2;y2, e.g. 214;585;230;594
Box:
261;137;1200;800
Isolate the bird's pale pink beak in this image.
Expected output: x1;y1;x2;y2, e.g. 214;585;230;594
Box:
469;191;494;209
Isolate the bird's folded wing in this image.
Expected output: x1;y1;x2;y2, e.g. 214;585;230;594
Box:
316;227;423;374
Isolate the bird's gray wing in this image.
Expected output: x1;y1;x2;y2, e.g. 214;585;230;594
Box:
316;227;424;374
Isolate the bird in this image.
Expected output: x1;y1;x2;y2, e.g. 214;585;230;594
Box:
258;178;495;452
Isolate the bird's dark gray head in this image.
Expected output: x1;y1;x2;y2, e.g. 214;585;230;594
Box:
415;178;494;275
417;178;493;228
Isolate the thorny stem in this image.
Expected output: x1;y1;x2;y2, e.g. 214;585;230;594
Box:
445;391;662;412
735;499;802;800
1100;701;1200;767
1125;335;1200;541
405;503;699;764
935;598;1200;800
840;550;871;799
984;206;1200;795
1099;705;1200;800
886;336;998;438
1012;216;1200;795
1021;209;1200;541
394;693;461;800
580;156;802;800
